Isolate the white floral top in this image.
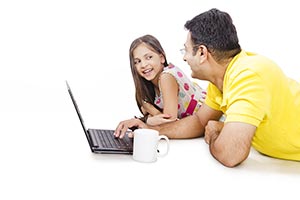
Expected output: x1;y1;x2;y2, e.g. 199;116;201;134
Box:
155;63;206;119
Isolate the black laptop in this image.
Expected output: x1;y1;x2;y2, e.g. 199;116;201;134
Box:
66;81;133;154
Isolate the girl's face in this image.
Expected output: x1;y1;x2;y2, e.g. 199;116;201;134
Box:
133;43;165;84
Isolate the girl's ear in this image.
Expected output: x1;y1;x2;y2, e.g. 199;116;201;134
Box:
160;54;166;65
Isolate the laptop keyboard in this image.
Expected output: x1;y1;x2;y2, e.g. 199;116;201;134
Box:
90;129;132;150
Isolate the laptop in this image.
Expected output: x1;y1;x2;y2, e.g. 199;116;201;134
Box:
66;81;133;154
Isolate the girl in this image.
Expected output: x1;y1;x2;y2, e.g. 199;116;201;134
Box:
129;34;206;126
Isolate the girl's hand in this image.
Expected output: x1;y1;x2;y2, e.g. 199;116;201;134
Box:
146;114;178;126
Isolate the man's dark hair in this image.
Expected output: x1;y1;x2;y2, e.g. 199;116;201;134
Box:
184;8;241;62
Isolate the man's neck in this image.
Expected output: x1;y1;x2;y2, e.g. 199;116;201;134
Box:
210;58;233;92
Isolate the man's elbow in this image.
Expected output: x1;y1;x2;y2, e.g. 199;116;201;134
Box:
210;142;249;168
220;158;242;168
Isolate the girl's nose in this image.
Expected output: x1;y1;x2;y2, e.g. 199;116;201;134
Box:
141;59;148;68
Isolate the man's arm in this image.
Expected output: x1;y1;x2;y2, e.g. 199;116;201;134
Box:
157;103;223;139
156;114;203;139
206;121;256;167
114;103;222;139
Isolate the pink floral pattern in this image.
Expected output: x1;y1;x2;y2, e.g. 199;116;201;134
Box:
154;63;206;119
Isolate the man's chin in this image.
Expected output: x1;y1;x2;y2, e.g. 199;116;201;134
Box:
191;72;197;79
191;73;203;80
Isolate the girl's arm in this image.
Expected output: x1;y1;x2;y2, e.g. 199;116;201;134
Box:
158;73;179;120
141;73;179;126
141;102;161;116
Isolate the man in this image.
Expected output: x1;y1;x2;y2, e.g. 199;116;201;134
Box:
114;8;300;167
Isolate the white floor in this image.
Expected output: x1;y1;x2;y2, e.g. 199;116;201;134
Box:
1;1;300;199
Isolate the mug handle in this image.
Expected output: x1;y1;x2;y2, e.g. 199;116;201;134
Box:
157;135;169;157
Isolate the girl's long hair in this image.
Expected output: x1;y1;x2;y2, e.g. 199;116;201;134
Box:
129;35;168;117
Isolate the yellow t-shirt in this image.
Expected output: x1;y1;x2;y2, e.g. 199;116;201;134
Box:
205;51;300;161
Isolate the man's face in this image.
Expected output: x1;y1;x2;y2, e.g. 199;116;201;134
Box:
182;32;202;79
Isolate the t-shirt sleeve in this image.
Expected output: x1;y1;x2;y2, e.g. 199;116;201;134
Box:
224;69;269;127
205;83;223;111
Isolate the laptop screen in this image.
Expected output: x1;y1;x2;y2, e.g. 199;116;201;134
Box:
66;81;94;149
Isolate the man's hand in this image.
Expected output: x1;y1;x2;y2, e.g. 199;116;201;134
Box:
114;118;148;139
204;120;224;144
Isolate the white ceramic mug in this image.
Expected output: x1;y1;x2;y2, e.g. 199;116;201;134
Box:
133;129;169;163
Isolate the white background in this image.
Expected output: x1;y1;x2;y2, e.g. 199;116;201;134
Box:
1;0;299;199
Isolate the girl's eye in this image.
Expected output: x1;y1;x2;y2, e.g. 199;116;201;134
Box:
134;60;141;65
146;56;152;60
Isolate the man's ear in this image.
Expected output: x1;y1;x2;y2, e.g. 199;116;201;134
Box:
197;45;208;64
198;45;208;56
